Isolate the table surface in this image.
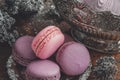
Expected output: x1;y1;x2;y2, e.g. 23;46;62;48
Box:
0;42;11;80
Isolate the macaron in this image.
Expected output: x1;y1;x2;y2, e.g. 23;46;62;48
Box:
56;41;91;76
12;36;37;66
32;26;64;59
25;60;61;80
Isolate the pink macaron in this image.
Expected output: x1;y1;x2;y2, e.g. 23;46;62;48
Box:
56;41;91;76
32;26;64;59
25;60;61;80
12;36;37;66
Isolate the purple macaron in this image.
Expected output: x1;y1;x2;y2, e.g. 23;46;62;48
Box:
25;60;61;80
56;41;91;76
12;36;37;66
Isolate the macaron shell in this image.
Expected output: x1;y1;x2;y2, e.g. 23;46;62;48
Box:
32;26;60;52
14;36;36;59
56;42;74;63
56;41;90;76
12;48;31;66
25;60;60;79
32;26;64;59
37;31;64;59
12;36;37;66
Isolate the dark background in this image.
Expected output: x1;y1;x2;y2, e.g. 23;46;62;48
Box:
0;42;11;80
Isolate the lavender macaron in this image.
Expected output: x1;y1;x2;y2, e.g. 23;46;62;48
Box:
12;36;37;66
56;41;91;76
25;60;61;80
